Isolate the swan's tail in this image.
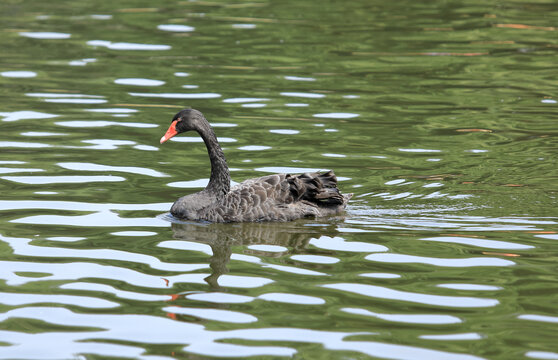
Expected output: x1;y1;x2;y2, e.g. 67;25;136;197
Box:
287;170;352;208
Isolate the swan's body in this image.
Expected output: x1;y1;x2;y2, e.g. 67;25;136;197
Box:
160;109;351;223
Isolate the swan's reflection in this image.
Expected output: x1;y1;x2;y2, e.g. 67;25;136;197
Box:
169;219;343;288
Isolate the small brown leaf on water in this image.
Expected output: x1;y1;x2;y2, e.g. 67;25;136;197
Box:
495;23;556;31
482;252;520;257
456;129;492;133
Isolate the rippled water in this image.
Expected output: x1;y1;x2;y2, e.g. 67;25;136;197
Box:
1;1;558;359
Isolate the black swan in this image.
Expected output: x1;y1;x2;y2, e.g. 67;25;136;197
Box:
160;109;352;222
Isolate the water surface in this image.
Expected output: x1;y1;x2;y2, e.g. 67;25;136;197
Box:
1;0;558;359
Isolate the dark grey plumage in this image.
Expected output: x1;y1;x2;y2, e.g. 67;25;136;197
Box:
160;109;352;223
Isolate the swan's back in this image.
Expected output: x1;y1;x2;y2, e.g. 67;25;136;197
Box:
190;170;351;222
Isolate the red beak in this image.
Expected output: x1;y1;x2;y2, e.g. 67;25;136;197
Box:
160;120;178;144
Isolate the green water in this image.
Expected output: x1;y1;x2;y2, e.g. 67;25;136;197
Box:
1;0;557;359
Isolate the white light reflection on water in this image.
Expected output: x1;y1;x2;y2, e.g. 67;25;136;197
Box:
232;253;327;276
399;148;442;153
365;253;515;267
323;283;499;308
78;139;137;150
110;231;157;236
87;40;171;50
526;351;558;360
280;92;325;98
0;292;118;308
157;24;195;32
186;292;254;304
26;92;104;98
285;103;309;107
341;308;462;324
0;168;44;174
0;110;58;122
0;141;51;148
69;57;97;66
238;145;271;151
56;120;157;128
290;254;339;264
258;292;325;305
158;240;213;255
518;314;558;323
1;175;126;185
164;306;258;323
85;108;138;113
1;71;37;78
21;131;66;137
114;78;165;86
310;236;388;252
242;103;266;108
0;306;486;360
45;98;108;104
437;284;502;291
57;162;168;177
420;333;483;340
1;175;125;184
0;200;169;212
129;92;221;99
232;23;257;29
269;129;300;134
360;272;401;279
313;112;359;119
19;31;71;39
420;236;534;249
61;282;172;301
223;97;269;103
346;207;556;232
11;210;167;227
284;75;316;81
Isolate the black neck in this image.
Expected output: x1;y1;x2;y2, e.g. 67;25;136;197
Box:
196;120;230;195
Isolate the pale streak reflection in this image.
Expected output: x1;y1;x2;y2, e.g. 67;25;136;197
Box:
322;283;499;308
57;162;168;177
186;292;254;304
525;351;558;360
341;307;461;324
163;306;258;323
0;110;58;122
258;292;325;305
0;291;118;308
2;175;125;184
365;253;515;267
420;333;483;340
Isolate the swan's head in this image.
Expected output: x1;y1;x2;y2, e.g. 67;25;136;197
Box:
160;109;205;144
